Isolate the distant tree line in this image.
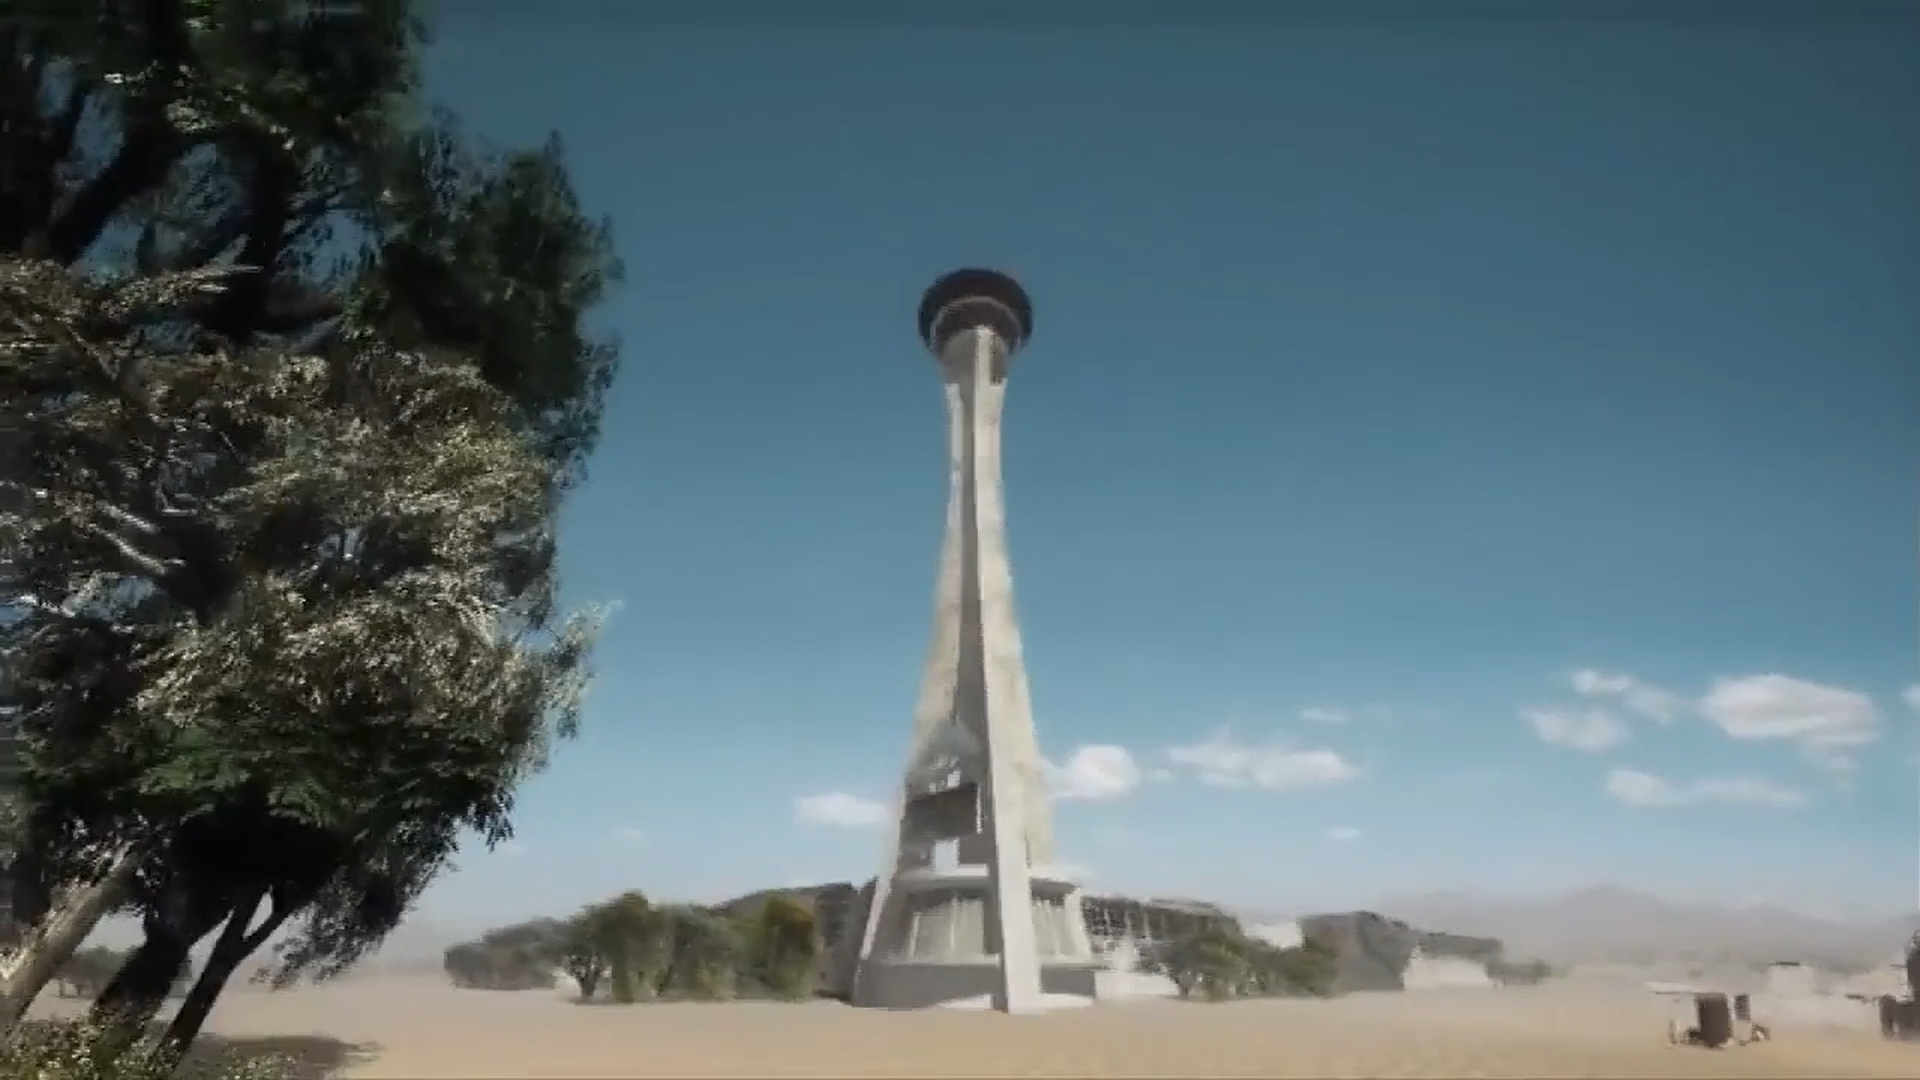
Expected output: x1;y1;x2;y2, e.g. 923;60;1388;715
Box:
51;947;191;1000
445;893;1558;1006
445;891;821;1003
1139;925;1552;999
1485;956;1554;986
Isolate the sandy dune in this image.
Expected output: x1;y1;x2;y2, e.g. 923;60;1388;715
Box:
78;973;1903;1079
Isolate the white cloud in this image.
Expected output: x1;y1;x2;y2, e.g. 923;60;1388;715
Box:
1902;684;1920;711
1571;669;1684;723
611;825;647;847
1605;768;1679;806
1688;777;1810;807
1605;768;1807;810
498;841;527;858
1699;674;1878;771
1325;826;1362;841
1045;745;1141;802
1808;750;1859;774
794;791;890;829
1165;732;1359;791
1300;704;1396;725
1523;706;1629;752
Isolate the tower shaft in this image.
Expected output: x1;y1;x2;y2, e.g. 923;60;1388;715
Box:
841;296;1095;1014
951;325;1045;1009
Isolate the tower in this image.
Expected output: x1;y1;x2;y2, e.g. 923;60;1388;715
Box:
843;269;1098;1013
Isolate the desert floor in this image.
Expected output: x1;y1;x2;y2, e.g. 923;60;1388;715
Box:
49;974;1920;1079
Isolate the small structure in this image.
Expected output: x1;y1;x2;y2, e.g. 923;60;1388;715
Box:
1880;932;1920;1041
1696;993;1733;1049
1910;930;1920;1002
1664;990;1770;1048
1402;946;1496;989
1879;995;1915;1038
1764;960;1816;997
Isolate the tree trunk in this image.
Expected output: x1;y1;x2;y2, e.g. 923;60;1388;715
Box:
0;847;142;1033
7;844;52;939
158;888;286;1062
92;867;260;1033
605;942;633;1003
89;930;193;1036
89;900;231;1037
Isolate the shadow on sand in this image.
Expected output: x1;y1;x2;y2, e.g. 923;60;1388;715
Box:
181;1033;381;1080
10;1020;379;1080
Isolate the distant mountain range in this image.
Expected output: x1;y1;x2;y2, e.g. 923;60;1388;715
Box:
1364;887;1918;974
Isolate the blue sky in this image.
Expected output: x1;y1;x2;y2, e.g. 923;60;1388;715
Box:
409;0;1919;932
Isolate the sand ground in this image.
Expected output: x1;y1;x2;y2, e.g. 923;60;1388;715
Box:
58;973;1906;1079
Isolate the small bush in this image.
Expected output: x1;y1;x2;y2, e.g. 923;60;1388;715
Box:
0;1021;294;1080
1156;926;1343;1001
1486;957;1554;986
1264;933;1341;997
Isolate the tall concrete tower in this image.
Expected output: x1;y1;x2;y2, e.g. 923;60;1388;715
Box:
843;269;1098;1013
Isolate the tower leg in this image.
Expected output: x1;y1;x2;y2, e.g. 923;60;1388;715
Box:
969;329;1044;1014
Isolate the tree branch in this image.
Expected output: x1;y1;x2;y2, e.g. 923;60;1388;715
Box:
241;900;295;955
83;521;182;582
204;133;297;341
96;503;163;540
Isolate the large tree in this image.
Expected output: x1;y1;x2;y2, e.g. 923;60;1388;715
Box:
0;0;621;1057
441;919;567;992
744;894;820;999
586;891;662;1004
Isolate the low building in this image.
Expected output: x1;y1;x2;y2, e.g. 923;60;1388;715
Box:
1080;895;1237;955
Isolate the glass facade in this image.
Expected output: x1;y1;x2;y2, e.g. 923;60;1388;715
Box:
878;887;1082;963
1080;895;1235;956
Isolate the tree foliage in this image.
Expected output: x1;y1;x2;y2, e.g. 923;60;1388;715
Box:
1158;924;1250;1000
4;253;600;1037
745;895;820;999
440;919;565;992
1485;956;1553;986
48;946;190;1001
656;906;745;1001
447;891;825;1005
1152;925;1342;1001
584;891;663;1004
1;1018;294;1080
555;912;606;1000
0;0;620;1059
1249;931;1340;998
